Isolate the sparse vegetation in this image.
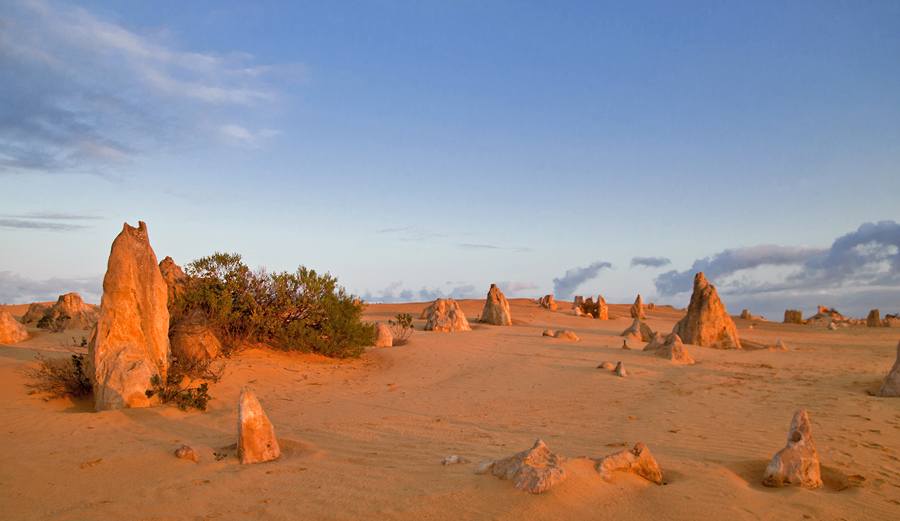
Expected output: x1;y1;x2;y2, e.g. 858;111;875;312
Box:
171;252;374;358
387;313;414;343
25;353;92;400
37;313;70;333
145;373;211;411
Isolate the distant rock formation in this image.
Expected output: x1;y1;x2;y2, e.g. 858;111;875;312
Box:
630;295;645;319
480;284;512;326
475;439;566;494
807;306;850;325
646;302;656;310
573;296;584;309
424;298;472;332
373;322;393;347
827;323;838;331
45;293;100;330
594;295;609;320
762;408;822;488
672;273;741;349
159;256;186;309
867;309;882;327
21;302;51;323
0;309;29;344
874;340;900;397
169;309;221;362
538;295;558;310
237;386;281;464
596;442;662;485
784;310;803;324
88;222;171;411
740;309;751;319
621;318;654;342
885;314;900;327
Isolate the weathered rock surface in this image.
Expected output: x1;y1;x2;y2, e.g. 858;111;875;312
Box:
615;361;627;377
373;322;393;347
784;310;803;324
573;296;584;309
672;273;741;349
169;309;221;362
175;444;201;462
874;340;900;397
574;307;584;317
474;439;566;494
480;284;512;325
552;330;579;341
579;295;609;320
237;386;281;464
21;302;51;324
630;295;645;319
867;309;882;327
762;408;822;488
89;222;171;411
0;309;29;344
643;332;666;352
159;256;186;309
539;295;558;310
597;442;662;484
740;309;752;319
621;318;654;342
424;298;472;332
808;306;850;325
654;334;694;364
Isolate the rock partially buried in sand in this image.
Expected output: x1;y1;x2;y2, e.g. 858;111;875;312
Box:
373;322;393;347
672;273;741;349
597;442;662;485
0;309;29;344
650;334;694;365
827;323;838;331
474;439;566;494
237;387;281;464
762;408;822;488
615;362;627;377
89;222;171;411
552;330;579;341
175;444;201;462
630;295;645;319
542;330;554;337
597;362;615;370
480;284;512;326
621;318;654;342
424;298;472;332
441;455;470;465
874;340;900;397
538;295;558;310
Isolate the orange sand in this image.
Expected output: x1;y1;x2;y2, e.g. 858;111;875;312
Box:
1;299;898;519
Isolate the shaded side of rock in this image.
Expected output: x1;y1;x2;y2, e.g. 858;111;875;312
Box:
474;439;566;494
762;408;822;488
237;386;281;464
424;298;472;332
867;309;882;327
672;273;741;349
169;308;221;362
373;322;393;347
480;284;512;325
0;309;29;344
159;256;186;310
874;340;900;397
597;442;662;484
784;310;803;324
88;221;171;411
621;318;654;342
21;302;51;324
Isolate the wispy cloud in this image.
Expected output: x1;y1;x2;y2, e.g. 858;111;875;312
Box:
457;243;533;252
0;0;298;176
360;281;479;303
0;219;89;231
552;261;613;300
630;256;672;268
496;281;539;296
2;212;102;220
653;220;900;297
0;271;102;304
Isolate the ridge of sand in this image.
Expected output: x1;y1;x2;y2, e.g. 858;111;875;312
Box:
1;299;898;519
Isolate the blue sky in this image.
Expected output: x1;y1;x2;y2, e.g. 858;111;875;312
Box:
1;0;899;320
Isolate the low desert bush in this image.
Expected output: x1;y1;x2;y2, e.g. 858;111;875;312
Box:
145;373;210;411
25;353;92;400
387;313;414;343
171;252;374;358
37;313;71;332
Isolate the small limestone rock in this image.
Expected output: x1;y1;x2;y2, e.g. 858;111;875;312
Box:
480;284;512;326
615;362;627;377
474;439;566;494
542;329;554;337
597;442;662;485
655;335;694;365
0;309;29;344
621;318;654;342
622;340;630;350
762;408;822;488
672;273;741;349
827;323;838;331
553;330;579;341
630;295;645;319
597;362;615;370
539;295;558;310
237;387;281;464
175;444;201;462
874;340;900;397
774;340;787;351
442;455;470;465
373;322;393;347
643;332;665;352
424;298;472;332
740;309;752;319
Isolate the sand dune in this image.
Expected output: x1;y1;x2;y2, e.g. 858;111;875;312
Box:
1;299;899;519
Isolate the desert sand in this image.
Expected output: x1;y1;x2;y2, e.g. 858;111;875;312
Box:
1;299;899;520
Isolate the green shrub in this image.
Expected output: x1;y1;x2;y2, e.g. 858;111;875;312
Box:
37;312;71;332
387;313;414;343
172;252;373;358
145;373;210;411
25;353;92;400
